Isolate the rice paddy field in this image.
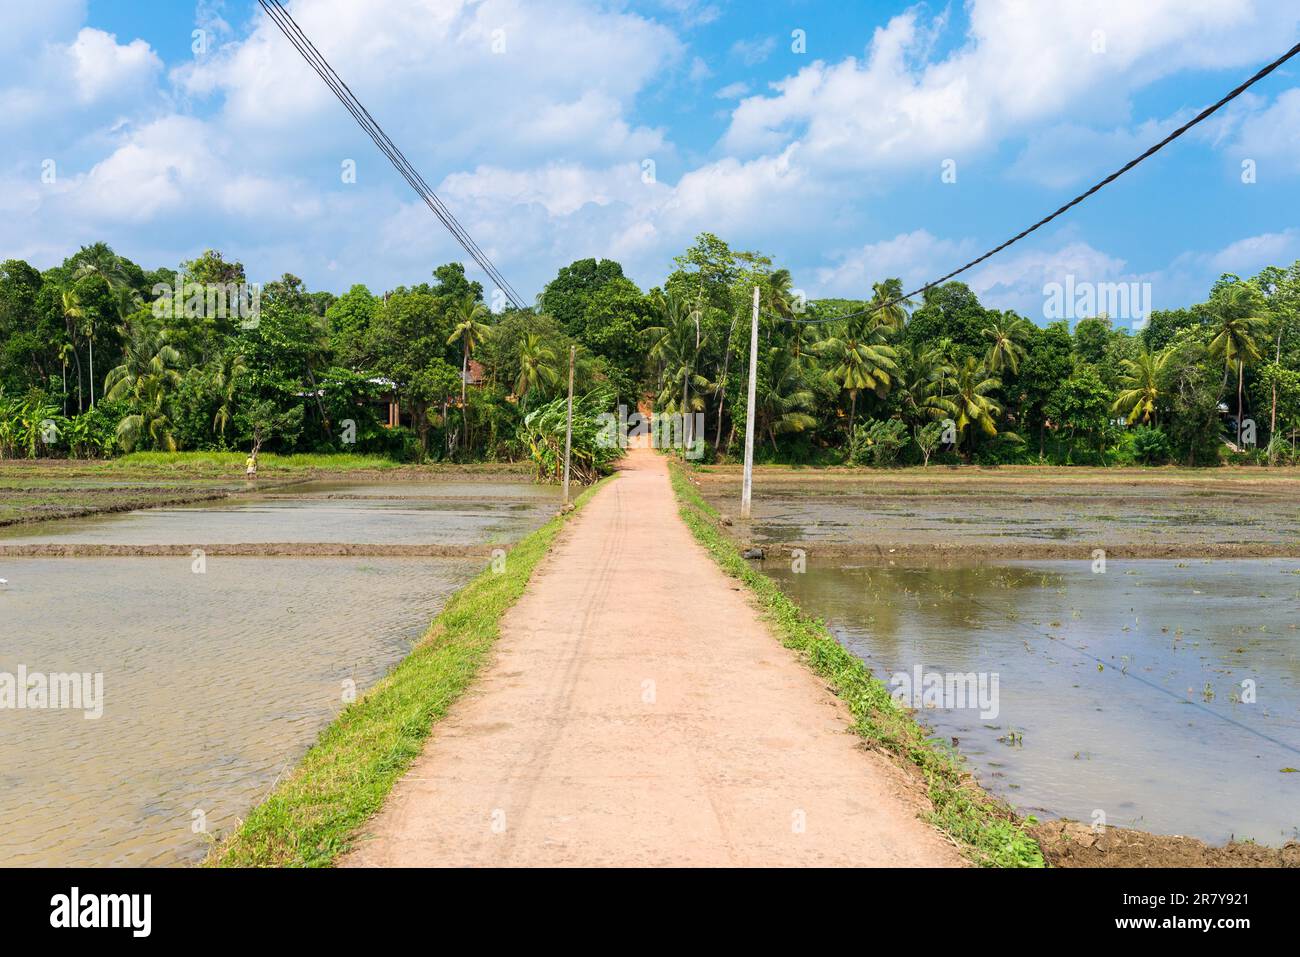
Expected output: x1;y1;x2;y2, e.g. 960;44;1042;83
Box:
696;465;1300;848
0;458;559;866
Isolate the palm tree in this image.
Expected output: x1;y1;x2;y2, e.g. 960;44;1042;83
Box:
104;324;184;451
869;278;912;332
514;333;560;407
814;315;897;433
1112;348;1169;425
763;268;798;320
210;352;248;440
951;357;1003;454
60;292;85;412
1208;285;1265;446
72;244;129;409
446;295;492;447
983;315;1030;375
646;294;710;447
57;342;76;415
897;343;958;432
756;345;817;449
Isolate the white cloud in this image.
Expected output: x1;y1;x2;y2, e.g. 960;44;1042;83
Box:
67;28;162;105
722;1;1300;172
175;0;681;167
1232;89;1300;175
816;230;976;298
715;81;749;100
730;36;775;67
1008;115;1184;189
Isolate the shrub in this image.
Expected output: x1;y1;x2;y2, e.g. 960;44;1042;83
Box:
1131;425;1172;465
849;418;909;467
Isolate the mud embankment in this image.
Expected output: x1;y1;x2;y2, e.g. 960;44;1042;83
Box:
0;542;499;558
1031;820;1300;867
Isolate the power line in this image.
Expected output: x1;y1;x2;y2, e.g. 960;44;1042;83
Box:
776;38;1300;326
257;0;526;309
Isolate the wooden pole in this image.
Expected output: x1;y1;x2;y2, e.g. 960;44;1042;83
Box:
563;344;576;505
740;285;759;519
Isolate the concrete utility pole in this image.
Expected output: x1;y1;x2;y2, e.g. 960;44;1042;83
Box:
740;285;760;519
563;344;576;506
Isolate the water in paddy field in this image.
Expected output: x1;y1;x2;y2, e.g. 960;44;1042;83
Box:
0;556;478;866
762;558;1300;846
0;480;560;547
702;480;1300;551
0;479;560;866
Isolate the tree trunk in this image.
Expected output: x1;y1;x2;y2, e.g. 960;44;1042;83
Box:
461;343;470;452
1236;358;1244;447
1271;331;1281;440
72;347;83;413
89;336;95;409
682;373;690;456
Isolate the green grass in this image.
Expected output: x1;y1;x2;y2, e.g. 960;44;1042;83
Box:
208;476;612;868
668;462;1044;868
112;451;404;473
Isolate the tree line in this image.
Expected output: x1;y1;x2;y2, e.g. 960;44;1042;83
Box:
1;233;1298;468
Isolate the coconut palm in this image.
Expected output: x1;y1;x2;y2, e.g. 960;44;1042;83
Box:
756;345;817;449
897;343;958;431
762;268;798;320
869;278;912;332
104;324;184;452
56;342;76;415
646;294;711;446
72;244;130;409
1208;285;1265;446
814;315;897;433
514;333;560;407
60;292;86;412
446;295;492;446
982;315;1030;375
951;356;1003;453
1112;348;1169;425
210;352;248;439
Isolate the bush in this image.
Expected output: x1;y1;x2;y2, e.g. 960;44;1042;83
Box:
849;418;910;466
1131;425;1171;465
520;388;620;483
971;433;1030;466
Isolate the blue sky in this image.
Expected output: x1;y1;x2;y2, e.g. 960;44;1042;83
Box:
4;0;1300;325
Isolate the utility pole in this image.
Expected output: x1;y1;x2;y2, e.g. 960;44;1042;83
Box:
563;344;576;506
740;285;759;519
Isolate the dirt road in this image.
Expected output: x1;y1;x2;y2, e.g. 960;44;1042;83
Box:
343;449;961;867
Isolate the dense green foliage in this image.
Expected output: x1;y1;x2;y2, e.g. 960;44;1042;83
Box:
3;236;1298;468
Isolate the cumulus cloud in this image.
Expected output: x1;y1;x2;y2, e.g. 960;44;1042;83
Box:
722;0;1300;173
174;0;681;167
4;0;1297;309
1232;89;1300;176
67;28;162;105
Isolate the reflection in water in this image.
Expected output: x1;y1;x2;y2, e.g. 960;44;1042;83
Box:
0;557;477;866
0;482;559;547
706;481;1300;550
763;558;1300;845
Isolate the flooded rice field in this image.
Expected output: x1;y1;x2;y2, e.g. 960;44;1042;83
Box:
698;472;1300;555
0;478;558;865
0;481;560;548
762;558;1300;846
